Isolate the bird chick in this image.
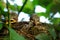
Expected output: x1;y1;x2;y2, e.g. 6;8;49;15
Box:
6;12;18;24
30;14;40;26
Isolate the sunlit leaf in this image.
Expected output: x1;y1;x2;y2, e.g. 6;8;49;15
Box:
22;0;34;14
37;12;46;17
33;0;39;7
24;0;33;10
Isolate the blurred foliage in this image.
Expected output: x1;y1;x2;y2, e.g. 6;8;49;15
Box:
0;0;60;40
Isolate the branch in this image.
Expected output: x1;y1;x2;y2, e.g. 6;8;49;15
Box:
18;0;28;16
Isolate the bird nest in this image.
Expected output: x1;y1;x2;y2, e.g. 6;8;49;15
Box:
0;14;51;40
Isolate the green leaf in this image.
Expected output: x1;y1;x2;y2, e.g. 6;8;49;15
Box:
37;12;46;17
2;12;8;17
0;21;3;30
48;28;56;40
33;0;52;8
0;1;5;10
55;24;60;31
46;2;53;18
8;27;26;40
22;0;34;14
51;18;60;25
9;5;21;11
25;0;33;10
37;12;51;18
35;33;51;40
50;0;60;13
33;0;39;6
23;8;33;15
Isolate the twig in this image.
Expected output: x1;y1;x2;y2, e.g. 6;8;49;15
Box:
18;0;28;16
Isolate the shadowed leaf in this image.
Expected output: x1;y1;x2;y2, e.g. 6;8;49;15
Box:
8;27;26;40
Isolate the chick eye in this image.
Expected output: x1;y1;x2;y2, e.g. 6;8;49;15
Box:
11;20;13;22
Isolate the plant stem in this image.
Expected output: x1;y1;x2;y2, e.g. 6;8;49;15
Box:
6;0;11;40
18;0;28;16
